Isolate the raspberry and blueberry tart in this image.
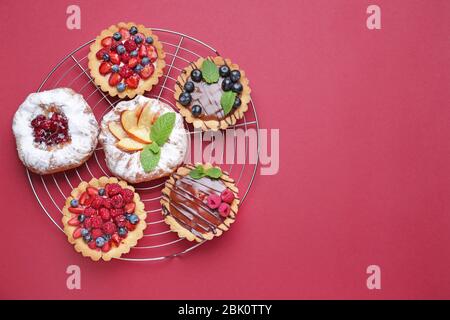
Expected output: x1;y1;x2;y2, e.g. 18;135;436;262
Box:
161;163;240;242
88;22;166;99
99;95;188;184
12;88;99;175
174;56;251;131
62;177;147;261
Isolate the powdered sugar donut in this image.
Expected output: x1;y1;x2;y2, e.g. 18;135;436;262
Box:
99;95;187;184
12;88;100;175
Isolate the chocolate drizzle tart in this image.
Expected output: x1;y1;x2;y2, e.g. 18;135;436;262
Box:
161;164;240;242
174;56;251;131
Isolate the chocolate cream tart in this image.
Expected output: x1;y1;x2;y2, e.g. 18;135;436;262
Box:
161;163;240;242
174;56;251;131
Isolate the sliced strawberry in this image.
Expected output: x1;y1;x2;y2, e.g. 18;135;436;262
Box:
126;75;140;89
139;64;154;79
96;48;108;60
111;233;121;245
68;216;80;226
86;186;99;197
72;227;82;239
138;44;148;58
79;192;89;205
99;62;112;75
120;52;130;64
102;241;111;252
149;49;158;63
119;65;133;79
124;202;136;214
101;36;113;47
88;241;97;250
119;28;130;40
109;73;122;86
127;57;138;69
109;52;120;65
68;207;84;214
125;221;136;231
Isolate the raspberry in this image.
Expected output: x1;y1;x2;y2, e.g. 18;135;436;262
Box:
111;194;124;208
218;203;231;218
102;198;112;209
84;218;92;229
110;208;124;217
91;196;103;209
103;222;116;235
91;216;103;229
105;183;122;196
206;194;221;209
91;228;104;239
115;215;127;227
84;207;96;217
220;189;235;204
99;208;110;221
121;189;134;203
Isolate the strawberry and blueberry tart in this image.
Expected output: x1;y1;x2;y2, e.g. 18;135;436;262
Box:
161;164;240;242
99;95;188;184
174;56;251;131
88;22;166;99
12;88;99;175
62;176;147;261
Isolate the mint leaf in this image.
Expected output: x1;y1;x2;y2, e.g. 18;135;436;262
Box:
148;142;160;154
220;91;237;116
140;144;161;172
189;165;206;179
205;167;222;179
150;112;176;146
201;59;219;84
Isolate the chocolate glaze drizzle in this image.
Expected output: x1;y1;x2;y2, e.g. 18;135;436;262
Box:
162;165;237;240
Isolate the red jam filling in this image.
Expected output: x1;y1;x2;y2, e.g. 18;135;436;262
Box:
96;25;158;91
31;112;70;146
68;183;140;253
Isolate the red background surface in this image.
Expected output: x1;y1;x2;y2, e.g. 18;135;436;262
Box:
1;0;449;299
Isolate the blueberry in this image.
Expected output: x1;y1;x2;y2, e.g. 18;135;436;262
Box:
117;83;126;92
81;228;89;237
219;65;230;77
116;45;126;55
191;105;202;117
145;36;154;44
118;227;128;237
179;92;192;106
111;65;120;73
112;32;122;41
221;78;233;91
98;188;106;196
128;214;139;225
126;214;132;219
233;96;242;108
70;199;79;207
231;82;243;93
129;26;138;35
102;53;110;61
134;35;143;44
95;236;106;247
130;50;138;57
141;57;150;65
184;81;195;93
78;214;86;223
83;234;92;243
191;69;202;82
134;64;144;73
230;70;241;83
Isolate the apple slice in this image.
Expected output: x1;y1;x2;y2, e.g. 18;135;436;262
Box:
127;127;151;144
108;121;128;140
137;104;153;129
116;138;145;152
120;109;139;133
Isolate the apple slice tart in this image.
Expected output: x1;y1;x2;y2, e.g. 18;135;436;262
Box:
99;95;188;183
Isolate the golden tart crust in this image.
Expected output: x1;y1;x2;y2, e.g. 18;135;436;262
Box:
174;56;251;131
88;22;166;99
62;176;147;261
161;163;240;242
